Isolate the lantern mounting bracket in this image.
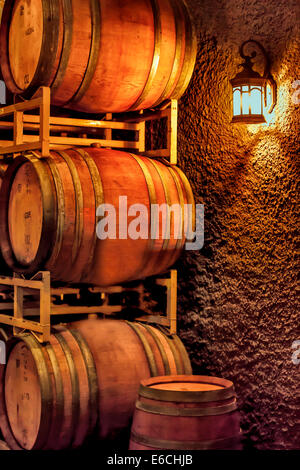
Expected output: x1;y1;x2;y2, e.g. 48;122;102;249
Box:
239;40;277;113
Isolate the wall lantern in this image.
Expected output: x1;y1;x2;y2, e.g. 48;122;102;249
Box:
230;40;277;124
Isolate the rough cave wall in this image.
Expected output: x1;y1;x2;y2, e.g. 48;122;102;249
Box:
176;0;300;450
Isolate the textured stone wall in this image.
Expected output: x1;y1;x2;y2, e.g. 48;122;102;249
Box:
177;0;300;450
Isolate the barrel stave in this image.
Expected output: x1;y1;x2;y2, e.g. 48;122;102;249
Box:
69;319;192;440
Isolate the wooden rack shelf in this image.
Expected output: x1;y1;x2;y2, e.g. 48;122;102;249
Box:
0;87;178;164
0;270;177;343
0;87;179;343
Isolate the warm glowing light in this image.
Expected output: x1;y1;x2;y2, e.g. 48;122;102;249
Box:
247;81;286;133
233;88;241;116
252;136;282;170
232;83;265;124
251;87;262;114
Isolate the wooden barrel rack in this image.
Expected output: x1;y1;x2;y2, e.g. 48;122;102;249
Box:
0;86;182;339
0;269;179;343
0;88;182;338
0;87;179;163
0;84;219;452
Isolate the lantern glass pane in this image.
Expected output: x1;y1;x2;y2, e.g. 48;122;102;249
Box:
250;87;262;114
242;86;251;115
233;88;241;116
265;83;272;109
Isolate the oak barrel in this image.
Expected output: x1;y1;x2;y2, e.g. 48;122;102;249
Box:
0;0;197;113
129;375;242;450
0;148;195;286
0;319;192;450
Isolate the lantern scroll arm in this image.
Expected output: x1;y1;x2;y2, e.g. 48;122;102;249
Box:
240;39;277;113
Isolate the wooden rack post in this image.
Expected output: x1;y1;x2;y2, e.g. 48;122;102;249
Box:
0;87;50;157
0;272;51;342
136;270;177;335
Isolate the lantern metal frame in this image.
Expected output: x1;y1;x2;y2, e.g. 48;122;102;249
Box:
230;40;277;124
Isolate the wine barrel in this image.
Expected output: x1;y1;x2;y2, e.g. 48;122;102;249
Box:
0;0;197;113
129;375;242;450
0;148;195;286
0;319;192;450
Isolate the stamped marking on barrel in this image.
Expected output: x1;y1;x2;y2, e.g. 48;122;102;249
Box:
24;167;32;256
21;347;30;446
24;182;32;256
8;162;43;266
13;346;30;447
25;27;34;36
7;0;44;90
